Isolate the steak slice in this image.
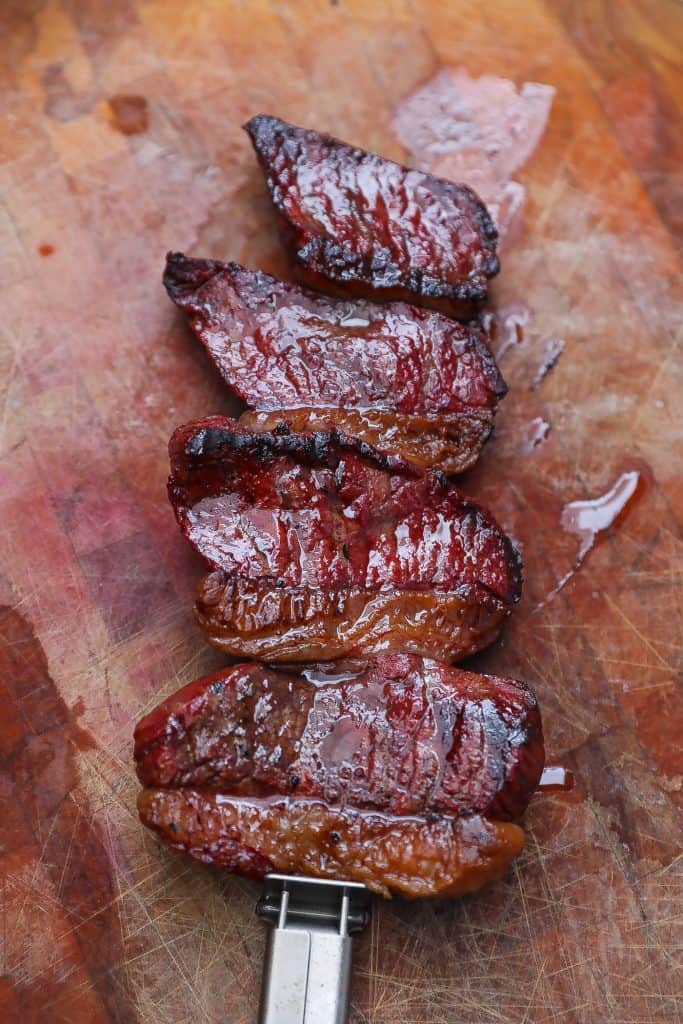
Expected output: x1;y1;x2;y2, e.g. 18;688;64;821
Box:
167;418;522;662
135;655;542;897
134;655;544;821
137;790;524;899
244;114;499;318
163;253;506;475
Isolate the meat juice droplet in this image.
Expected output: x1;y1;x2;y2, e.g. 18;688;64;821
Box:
339;313;371;328
480;304;532;361
301;661;366;686
530;338;565;390
537;766;574;792
540;470;642;607
496;305;531;360
562;470;641;558
522;417;551;454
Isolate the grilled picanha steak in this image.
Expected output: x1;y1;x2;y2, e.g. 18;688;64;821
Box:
244;114;499;318
163;253;506;475
168;418;522;662
135;655;543;897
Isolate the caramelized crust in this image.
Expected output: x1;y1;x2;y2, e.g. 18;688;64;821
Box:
195;573;508;663
244;115;499;318
237;408;494;476
137;789;525;899
163;253;505;474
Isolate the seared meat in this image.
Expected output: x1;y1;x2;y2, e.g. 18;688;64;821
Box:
167;418;522;662
134;655;544;821
138;790;524;899
135;655;542;897
164;253;506;475
244;115;499;318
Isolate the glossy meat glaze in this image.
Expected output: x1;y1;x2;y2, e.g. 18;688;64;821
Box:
135;655;543;897
163;253;506;474
137;791;524;899
134;655;543;820
245;115;499;317
168;418;522;662
142;116;544;900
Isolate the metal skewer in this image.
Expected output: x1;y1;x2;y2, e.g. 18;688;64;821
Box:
256;874;372;1024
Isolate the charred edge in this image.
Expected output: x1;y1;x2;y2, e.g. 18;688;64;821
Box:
443;489;523;604
163;252;225;303
464;528;523;607
491;701;545;819
179;421;417;477
472;197;500;246
467;549;521;607
297;237;491;306
243;113;283;148
471;201;500;280
469;331;507;400
245;113;359;169
474;418;495;454
243;114;287;189
244;114;499;290
493;368;508;401
507;543;524;603
400;262;492;305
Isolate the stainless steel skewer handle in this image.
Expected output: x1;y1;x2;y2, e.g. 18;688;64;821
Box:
256;874;371;1024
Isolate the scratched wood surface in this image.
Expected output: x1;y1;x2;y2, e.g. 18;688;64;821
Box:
1;1;681;1022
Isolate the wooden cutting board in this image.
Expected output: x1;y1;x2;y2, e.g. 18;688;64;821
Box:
1;1;681;1021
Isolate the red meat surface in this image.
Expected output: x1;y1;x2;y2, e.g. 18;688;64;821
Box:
245;114;499;318
164;253;505;474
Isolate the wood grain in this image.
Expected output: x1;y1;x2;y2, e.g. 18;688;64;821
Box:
0;1;681;1021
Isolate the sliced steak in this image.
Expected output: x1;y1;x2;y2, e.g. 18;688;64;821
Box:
134;655;544;821
244;114;499;318
164;253;505;475
167;418;522;662
135;654;542;898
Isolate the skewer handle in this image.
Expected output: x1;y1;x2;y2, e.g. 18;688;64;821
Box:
256;874;371;1024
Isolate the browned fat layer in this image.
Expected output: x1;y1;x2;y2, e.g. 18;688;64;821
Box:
137;789;524;899
195;572;508;663
237;407;495;476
